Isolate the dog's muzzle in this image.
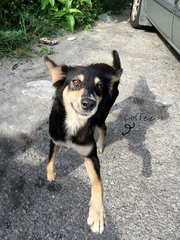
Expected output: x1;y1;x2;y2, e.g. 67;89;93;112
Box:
81;97;96;111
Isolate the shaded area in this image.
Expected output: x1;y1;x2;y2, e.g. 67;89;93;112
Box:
105;76;170;177
0;134;120;240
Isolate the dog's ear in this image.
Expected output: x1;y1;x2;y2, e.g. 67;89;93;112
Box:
44;56;69;83
112;50;123;82
90;50;123;82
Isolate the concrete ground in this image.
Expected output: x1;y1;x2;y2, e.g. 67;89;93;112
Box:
0;12;180;240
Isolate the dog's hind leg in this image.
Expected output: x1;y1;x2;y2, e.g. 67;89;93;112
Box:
84;148;105;234
97;123;107;154
46;139;60;181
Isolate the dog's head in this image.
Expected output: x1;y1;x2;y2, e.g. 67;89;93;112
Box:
45;50;122;119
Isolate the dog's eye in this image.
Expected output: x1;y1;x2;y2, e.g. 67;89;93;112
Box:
72;79;81;86
97;82;103;89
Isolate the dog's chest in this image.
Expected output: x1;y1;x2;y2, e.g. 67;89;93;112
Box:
65;110;87;136
52;138;92;157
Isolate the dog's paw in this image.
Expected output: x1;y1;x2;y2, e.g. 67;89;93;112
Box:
87;204;105;234
47;171;56;181
97;148;103;154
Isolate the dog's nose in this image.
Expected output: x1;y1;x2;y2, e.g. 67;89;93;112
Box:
81;98;96;111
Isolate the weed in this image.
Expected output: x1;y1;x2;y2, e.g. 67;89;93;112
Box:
38;47;55;56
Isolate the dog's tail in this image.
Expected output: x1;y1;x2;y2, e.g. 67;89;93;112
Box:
112;50;122;71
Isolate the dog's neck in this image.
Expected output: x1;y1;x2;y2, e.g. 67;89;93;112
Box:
66;107;87;136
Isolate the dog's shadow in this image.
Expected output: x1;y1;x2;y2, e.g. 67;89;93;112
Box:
104;76;170;177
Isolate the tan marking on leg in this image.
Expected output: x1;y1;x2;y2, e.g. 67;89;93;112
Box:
46;145;60;181
84;158;105;234
97;124;106;154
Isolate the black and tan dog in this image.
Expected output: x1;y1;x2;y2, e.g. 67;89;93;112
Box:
45;50;122;234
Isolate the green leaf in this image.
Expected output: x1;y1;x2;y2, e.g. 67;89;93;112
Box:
49;0;55;6
55;9;67;17
81;0;92;8
68;8;82;14
41;0;50;10
57;0;66;4
66;14;75;32
53;3;59;11
65;0;72;10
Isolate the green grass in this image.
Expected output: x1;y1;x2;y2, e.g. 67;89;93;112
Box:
0;12;67;58
0;0;68;58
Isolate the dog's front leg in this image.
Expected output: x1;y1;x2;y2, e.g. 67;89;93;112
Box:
47;139;60;181
84;151;105;234
97;123;107;154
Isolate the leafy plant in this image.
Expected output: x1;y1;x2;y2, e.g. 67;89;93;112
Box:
94;0;131;14
38;47;55;56
0;0;131;58
41;0;93;32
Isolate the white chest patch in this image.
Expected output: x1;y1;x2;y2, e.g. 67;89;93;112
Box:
52;138;93;157
65;113;87;136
